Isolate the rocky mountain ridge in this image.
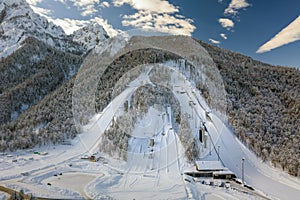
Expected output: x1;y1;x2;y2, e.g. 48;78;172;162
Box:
0;0;111;126
0;0;109;58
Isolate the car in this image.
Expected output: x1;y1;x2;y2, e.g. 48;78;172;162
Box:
244;184;255;191
183;175;193;183
225;181;231;189
233;178;242;184
21;172;29;176
220;182;225;187
81;155;89;159
214;180;222;187
184;178;191;182
204;180;210;185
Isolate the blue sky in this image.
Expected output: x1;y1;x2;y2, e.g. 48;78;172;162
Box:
27;0;300;68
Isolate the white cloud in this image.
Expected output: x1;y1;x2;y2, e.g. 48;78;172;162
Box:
122;11;195;36
113;0;178;13
27;0;103;17
218;18;234;30
26;0;52;17
80;5;98;16
26;0;194;37
71;0;99;7
101;1;110;8
49;18;87;34
26;0;43;6
54;0;67;4
30;6;52;16
218;0;250;39
113;0;195;36
225;0;250;15
257;15;300;53
209;38;221;44
26;0;119;36
220;33;227;40
70;0;100;16
48;16;119;36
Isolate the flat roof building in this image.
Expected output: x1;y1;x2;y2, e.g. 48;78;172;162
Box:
192;160;236;179
213;170;236;179
195;161;226;171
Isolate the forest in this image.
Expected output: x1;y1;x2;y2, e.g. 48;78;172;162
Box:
0;37;298;177
198;40;300;177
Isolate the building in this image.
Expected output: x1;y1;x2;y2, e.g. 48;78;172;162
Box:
213;170;236;179
195;161;226;171
186;160;236;179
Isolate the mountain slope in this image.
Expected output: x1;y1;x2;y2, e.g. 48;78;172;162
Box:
197;40;300;177
0;0;84;57
0;0;111;126
1;38;299;177
0;37;83;125
73;22;109;53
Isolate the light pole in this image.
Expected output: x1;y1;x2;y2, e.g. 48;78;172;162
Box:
218;145;220;161
242;157;245;186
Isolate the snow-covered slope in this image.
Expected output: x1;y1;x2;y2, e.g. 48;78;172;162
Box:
73;22;109;52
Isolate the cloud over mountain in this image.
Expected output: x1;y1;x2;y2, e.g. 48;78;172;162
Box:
113;0;195;36
209;38;220;44
26;0;195;36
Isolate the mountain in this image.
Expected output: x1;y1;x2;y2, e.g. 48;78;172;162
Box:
0;0;298;179
197;40;300;177
1;35;298;178
73;22;109;53
0;0;110;57
0;37;83;124
0;0;83;57
0;0;110;126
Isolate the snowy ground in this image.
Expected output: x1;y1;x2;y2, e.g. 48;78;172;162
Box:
97;106;188;199
0;62;299;199
0;192;8;200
